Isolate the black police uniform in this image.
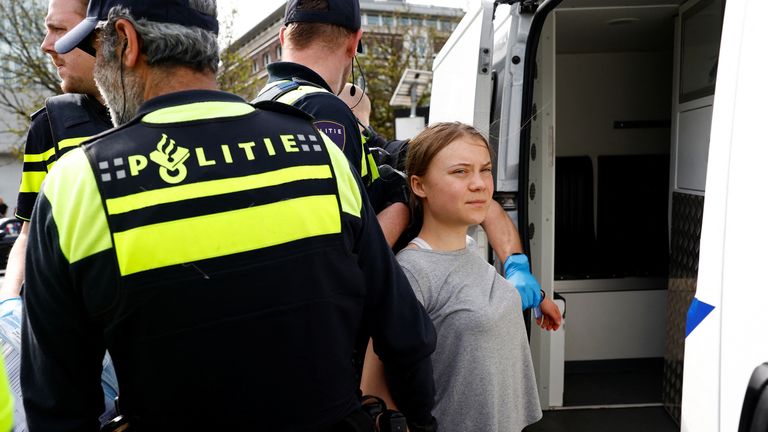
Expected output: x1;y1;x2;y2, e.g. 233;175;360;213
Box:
21;90;436;431
261;62;397;213
16;94;111;221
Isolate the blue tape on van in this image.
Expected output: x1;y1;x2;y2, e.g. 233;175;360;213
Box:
686;297;715;337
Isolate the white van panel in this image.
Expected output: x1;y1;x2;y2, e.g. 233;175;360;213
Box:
682;0;768;430
429;0;493;129
559;288;668;361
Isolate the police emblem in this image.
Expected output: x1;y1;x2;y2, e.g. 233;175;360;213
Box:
314;120;346;150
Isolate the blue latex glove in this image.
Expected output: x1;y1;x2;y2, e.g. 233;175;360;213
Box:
504;254;542;310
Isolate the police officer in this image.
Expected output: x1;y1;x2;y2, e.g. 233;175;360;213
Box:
257;0;410;247
21;0;438;431
0;0;119;426
1;0;112;302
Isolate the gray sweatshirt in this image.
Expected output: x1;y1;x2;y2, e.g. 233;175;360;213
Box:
397;246;542;432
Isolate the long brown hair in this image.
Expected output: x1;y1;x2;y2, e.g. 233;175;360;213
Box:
405;122;492;217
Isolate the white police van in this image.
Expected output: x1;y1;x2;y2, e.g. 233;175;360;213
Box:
429;0;768;429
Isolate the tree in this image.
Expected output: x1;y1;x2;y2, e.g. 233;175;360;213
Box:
357;18;451;140
217;8;264;102
0;0;60;155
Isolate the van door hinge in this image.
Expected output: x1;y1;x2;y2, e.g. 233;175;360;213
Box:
493;0;539;19
493;0;540;14
520;0;539;14
493;1;539;20
479;47;492;75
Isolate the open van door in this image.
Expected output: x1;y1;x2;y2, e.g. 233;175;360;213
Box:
429;0;494;129
494;0;563;409
431;0;564;408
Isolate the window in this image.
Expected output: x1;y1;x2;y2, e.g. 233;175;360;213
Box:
382;15;394;27
426;19;438;29
398;17;411;26
252;57;260;73
680;0;724;102
276;46;282;60
263;52;271;68
415;36;428;57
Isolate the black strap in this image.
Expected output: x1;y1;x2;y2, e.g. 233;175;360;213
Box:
45;94;90;148
253;80;300;103
45;93;112;152
253;78;329;104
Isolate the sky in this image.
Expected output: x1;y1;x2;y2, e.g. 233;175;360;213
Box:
217;0;472;41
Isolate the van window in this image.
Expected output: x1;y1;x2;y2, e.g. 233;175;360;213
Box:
680;0;724;102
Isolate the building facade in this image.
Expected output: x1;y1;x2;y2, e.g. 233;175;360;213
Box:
227;0;464;83
224;0;464;137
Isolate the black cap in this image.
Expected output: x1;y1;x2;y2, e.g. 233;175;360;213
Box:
284;0;362;53
284;0;361;31
55;0;219;54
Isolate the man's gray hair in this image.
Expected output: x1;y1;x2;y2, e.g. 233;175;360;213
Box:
99;0;219;73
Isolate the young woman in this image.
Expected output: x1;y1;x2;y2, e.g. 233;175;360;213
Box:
397;122;561;431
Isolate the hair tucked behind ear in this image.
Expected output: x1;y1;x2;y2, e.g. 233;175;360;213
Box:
405;122;491;217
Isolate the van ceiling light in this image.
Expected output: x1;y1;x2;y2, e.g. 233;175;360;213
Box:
607;17;640;26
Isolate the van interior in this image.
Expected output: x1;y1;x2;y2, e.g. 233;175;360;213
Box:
552;1;675;409
509;0;722;429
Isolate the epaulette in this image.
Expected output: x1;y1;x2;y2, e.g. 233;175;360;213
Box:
45;94;92;128
30;106;46;121
252;100;316;121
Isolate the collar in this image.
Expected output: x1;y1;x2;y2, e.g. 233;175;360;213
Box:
266;62;334;93
136;90;246;119
83;94;112;125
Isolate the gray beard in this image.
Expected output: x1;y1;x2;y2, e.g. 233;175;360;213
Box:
94;54;144;127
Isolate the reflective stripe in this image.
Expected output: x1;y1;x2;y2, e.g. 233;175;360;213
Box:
19;171;47;193
113;194;341;276
367;153;380;181
105;165;333;215
43;149;112;263
23;147;56;163
360;132;368;175
0;355;12;432
142;102;256;124
360;152;368;177
58;136;91;150
321;133;362;218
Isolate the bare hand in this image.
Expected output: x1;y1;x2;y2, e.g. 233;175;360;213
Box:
536;297;562;331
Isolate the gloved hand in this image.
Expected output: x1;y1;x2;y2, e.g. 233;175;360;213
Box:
504;254;542;310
